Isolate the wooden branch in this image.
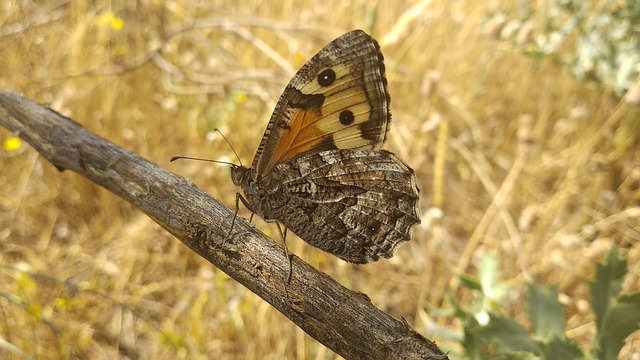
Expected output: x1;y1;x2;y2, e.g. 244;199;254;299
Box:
0;89;448;360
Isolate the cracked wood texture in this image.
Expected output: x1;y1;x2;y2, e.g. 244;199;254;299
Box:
0;89;448;360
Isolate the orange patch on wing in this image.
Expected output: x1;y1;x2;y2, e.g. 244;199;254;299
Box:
268;107;324;169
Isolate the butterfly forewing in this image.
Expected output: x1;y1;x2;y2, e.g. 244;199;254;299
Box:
254;30;390;175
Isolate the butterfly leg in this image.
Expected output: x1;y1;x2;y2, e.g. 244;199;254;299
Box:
225;192;255;244
275;223;293;283
235;192;256;221
232;193;292;281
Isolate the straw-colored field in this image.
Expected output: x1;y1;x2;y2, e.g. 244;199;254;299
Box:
1;1;638;359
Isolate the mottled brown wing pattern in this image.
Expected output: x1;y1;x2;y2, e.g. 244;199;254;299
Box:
243;149;420;263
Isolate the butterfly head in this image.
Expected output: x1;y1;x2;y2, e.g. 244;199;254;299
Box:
230;164;253;188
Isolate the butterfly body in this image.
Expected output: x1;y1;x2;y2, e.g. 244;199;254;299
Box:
231;30;420;263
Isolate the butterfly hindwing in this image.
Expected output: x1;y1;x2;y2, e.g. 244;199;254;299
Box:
259;149;420;263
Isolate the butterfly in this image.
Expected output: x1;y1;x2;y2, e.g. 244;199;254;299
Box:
230;29;420;263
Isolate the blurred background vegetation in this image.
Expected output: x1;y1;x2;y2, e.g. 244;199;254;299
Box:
1;0;638;359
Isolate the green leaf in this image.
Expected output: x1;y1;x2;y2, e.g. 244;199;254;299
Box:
447;289;470;320
595;293;640;360
590;246;627;333
459;272;484;291
478;314;541;355
478;251;508;304
542;335;584;360
462;316;483;360
528;283;565;340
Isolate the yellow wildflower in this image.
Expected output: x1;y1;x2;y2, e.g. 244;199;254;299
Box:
3;136;21;151
97;11;124;30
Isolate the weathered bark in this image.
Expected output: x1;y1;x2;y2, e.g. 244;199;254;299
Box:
0;89;448;360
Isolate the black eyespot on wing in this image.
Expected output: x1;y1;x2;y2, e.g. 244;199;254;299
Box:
339;110;355;125
318;69;336;87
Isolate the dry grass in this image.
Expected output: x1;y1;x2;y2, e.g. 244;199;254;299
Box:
1;0;639;359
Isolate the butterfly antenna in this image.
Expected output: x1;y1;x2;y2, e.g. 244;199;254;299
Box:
169;155;237;167
214;128;243;167
170;129;244;167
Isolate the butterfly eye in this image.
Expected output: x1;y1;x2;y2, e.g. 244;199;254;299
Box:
317;69;336;86
339;110;355;125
